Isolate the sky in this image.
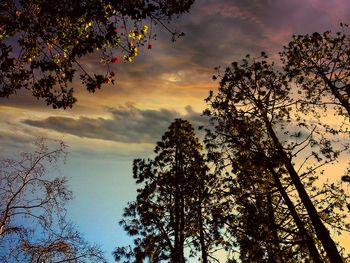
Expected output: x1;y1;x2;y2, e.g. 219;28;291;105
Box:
1;0;350;261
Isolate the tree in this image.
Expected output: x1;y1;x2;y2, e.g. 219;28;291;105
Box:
281;23;350;189
0;138;106;262
204;106;323;262
0;0;195;109
114;119;218;263
204;55;349;262
281;23;350;118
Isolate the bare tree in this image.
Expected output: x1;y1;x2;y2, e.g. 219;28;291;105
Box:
0;138;106;263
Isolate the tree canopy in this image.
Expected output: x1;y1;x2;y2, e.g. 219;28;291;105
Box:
0;0;195;108
281;23;350;118
110;23;350;263
204;53;349;262
115;119;219;263
115;26;350;261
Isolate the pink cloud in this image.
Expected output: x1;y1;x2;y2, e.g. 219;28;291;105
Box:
309;0;350;24
198;2;265;29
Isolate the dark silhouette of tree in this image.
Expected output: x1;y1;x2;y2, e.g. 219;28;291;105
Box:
0;0;195;109
281;23;350;118
281;24;350;195
204;112;323;262
114;119;218;263
0;138;106;262
204;55;349;262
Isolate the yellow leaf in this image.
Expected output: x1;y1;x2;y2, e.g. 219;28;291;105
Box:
128;31;136;39
85;21;93;30
142;25;148;34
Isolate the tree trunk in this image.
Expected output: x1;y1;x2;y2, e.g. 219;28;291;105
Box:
265;120;343;263
198;193;208;263
173;145;181;263
179;161;185;263
173;142;185;263
267;164;323;263
265;192;283;263
322;74;350;117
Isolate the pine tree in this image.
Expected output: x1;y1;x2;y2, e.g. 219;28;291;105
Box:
204;55;349;262
115;119;217;262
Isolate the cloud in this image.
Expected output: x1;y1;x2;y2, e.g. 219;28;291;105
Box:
23;105;207;144
175;0;350;69
4;0;350;113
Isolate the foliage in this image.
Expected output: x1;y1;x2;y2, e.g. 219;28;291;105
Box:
111;24;350;263
281;23;350;230
0;0;195;108
115;119;219;263
204;54;350;262
281;23;350;118
0;138;106;262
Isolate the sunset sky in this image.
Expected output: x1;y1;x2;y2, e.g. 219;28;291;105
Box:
1;0;350;261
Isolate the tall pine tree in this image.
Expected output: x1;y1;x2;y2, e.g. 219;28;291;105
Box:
115;119;217;263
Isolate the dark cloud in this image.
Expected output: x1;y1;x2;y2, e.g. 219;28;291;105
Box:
171;0;350;68
23;105;208;144
147;0;284;73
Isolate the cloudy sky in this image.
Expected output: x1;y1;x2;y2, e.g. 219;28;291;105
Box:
1;0;350;261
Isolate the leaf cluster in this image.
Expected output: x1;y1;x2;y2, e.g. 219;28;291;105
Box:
0;0;195;108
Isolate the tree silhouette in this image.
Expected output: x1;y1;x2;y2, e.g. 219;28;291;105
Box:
204;55;349;262
115;119;218;263
281;23;350;118
281;24;350;191
204;105;323;262
0;138;106;262
0;0;195;108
